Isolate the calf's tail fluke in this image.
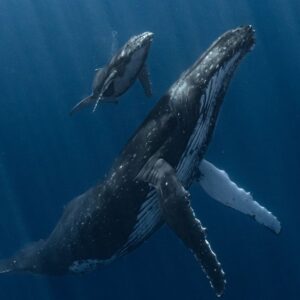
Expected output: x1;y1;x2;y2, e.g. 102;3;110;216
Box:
69;95;95;116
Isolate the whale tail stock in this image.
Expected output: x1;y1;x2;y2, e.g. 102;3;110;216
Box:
0;239;46;275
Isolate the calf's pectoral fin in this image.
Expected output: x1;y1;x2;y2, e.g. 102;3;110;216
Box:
92;95;103;113
136;157;226;297
198;159;281;234
138;64;152;97
102;69;117;95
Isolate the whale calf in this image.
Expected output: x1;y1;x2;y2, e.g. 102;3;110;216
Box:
0;26;280;296
70;31;154;115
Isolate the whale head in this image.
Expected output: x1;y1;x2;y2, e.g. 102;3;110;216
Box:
115;31;154;65
128;31;154;52
168;26;255;163
94;31;154;99
166;26;255;184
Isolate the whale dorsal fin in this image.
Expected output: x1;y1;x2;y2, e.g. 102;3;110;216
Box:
138;64;152;97
136;157;226;297
198;159;281;234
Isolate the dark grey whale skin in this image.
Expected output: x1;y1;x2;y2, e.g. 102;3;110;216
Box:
0;26;255;277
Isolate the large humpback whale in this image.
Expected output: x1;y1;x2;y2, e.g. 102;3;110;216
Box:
70;31;153;115
0;26;280;296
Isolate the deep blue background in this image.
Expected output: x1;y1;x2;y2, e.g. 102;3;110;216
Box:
0;0;299;299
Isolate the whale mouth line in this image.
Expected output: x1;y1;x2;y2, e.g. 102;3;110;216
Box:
175;26;256;185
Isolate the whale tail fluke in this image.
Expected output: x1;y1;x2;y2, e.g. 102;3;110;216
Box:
0;258;15;274
70;95;95;116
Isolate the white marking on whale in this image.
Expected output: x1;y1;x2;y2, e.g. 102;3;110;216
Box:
69;255;117;273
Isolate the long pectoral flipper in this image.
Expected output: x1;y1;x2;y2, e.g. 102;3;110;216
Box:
92;69;118;112
92;95;103;112
198;160;281;234
137;158;226;297
138;64;152;97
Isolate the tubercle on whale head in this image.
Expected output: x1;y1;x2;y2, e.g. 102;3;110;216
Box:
168;25;255;120
127;31;154;52
135;31;154;45
137;31;154;45
117;31;154;61
190;25;256;87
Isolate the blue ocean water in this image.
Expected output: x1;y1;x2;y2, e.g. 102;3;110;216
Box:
0;0;299;299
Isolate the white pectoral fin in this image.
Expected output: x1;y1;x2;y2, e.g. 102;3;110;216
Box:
198;160;281;234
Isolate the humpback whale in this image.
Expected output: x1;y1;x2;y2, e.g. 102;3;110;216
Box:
70;31;153;115
0;26;280;297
